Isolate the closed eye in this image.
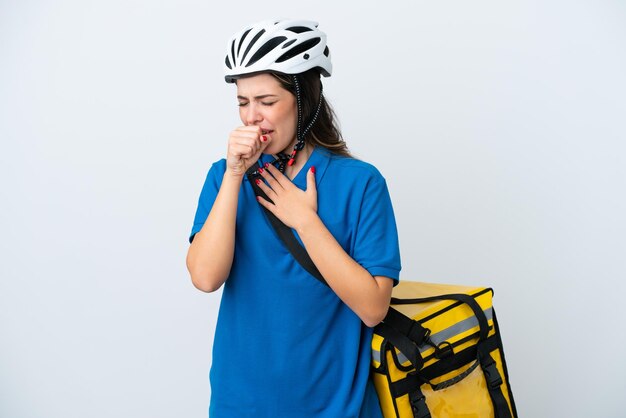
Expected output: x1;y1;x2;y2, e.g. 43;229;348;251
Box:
237;101;275;107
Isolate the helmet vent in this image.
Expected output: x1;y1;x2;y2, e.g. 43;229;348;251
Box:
276;38;320;63
225;56;232;69
237;28;252;55
282;39;296;49
241;29;266;65
230;39;236;67
286;26;313;34
323;46;329;57
247;36;287;67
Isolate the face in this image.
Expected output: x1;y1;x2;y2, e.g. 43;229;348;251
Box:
236;73;297;156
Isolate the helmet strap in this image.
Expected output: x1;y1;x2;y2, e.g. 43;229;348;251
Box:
276;74;324;173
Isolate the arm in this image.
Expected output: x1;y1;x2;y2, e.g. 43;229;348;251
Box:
296;216;394;327
186;171;242;292
186;126;272;292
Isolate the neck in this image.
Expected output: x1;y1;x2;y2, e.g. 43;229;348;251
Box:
280;142;314;180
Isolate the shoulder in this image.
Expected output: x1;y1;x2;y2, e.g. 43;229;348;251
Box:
210;158;227;173
196;159;228;194
320;148;385;179
320;148;388;186
203;158;227;181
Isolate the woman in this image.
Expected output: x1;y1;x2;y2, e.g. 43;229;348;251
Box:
186;19;401;418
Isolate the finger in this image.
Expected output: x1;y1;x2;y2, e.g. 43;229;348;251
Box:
233;139;259;157
232;132;262;147
254;177;277;199
237;126;267;147
263;162;289;189
230;130;261;145
230;143;255;159
306;166;317;194
239;125;263;134
259;164;284;191
235;141;256;154
234;127;261;136
259;133;271;148
254;134;271;159
241;133;271;160
256;195;276;213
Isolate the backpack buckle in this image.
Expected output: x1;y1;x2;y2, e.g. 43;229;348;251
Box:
409;387;431;418
481;356;503;389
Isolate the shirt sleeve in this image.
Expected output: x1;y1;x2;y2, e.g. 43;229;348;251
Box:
352;173;402;285
188;160;226;244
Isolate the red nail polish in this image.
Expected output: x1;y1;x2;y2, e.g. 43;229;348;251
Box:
258;167;264;174
256;196;261;202
311;166;316;174
255;179;261;185
264;162;269;168
261;135;267;142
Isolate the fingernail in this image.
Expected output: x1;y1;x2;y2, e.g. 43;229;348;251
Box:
255;179;261;185
261;135;267;142
264;162;269;168
256;196;261;202
311;166;316;174
258;167;264;174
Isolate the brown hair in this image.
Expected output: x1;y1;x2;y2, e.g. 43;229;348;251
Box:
269;69;352;158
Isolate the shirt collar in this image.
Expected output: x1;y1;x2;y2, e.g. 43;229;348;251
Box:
291;146;331;189
246;146;331;190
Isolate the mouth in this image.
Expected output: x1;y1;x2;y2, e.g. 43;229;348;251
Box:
261;129;274;135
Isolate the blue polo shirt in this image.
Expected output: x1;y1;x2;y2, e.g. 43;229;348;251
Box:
189;146;401;418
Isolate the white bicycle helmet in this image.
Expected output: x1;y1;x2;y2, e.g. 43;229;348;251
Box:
224;19;332;83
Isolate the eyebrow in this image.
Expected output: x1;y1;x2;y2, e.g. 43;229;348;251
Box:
237;94;279;100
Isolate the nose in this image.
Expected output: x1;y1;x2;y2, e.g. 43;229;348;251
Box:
244;102;263;126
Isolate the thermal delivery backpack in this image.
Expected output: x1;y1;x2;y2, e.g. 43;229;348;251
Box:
371;281;518;418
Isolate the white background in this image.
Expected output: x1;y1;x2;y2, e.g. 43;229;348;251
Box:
1;1;625;417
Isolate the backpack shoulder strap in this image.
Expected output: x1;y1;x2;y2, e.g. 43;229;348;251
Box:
246;162;328;287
